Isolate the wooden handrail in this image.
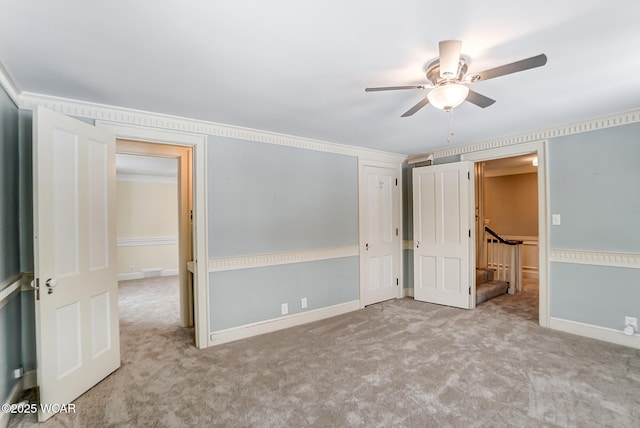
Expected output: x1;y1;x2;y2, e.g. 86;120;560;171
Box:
484;226;523;246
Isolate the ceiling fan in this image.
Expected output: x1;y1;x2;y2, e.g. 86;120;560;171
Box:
365;40;547;116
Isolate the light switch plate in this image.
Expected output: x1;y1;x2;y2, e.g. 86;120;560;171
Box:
552;214;561;225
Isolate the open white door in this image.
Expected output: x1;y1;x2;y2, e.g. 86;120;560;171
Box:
413;162;474;309
359;164;401;306
33;106;120;421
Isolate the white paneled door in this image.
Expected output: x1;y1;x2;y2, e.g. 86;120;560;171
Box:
360;164;400;306
34;106;120;421
413;162;474;309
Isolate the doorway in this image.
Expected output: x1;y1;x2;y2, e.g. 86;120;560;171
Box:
95;119;209;348
476;154;539;319
462;140;549;327
116;140;194;330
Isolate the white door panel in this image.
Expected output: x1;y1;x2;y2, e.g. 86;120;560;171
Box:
360;164;400;306
34;106;120;421
413;162;473;309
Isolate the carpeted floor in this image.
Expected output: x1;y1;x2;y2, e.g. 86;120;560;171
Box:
9;276;640;427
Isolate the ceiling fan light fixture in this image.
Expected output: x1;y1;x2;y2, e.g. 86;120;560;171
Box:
427;84;469;111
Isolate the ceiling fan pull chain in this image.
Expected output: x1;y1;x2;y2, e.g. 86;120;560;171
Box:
447;109;455;143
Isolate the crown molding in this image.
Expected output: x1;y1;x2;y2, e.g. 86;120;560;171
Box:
549;249;640;269
208;245;358;272
0;62;21;107
407;108;640;164
19;91;406;164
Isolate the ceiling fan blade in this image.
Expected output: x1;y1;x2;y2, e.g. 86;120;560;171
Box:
401;97;430;117
439;40;462;79
466;90;496;108
472;54;547;82
365;85;426;92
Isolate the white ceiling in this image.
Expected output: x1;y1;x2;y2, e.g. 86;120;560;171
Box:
2;1;639;155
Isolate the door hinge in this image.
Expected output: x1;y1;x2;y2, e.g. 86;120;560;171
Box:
396;278;399;286
469;229;471;238
396;227;399;236
469;287;471;295
468;171;470;180
395;178;398;186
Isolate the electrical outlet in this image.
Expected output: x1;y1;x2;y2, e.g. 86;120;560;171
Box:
625;316;638;330
281;303;288;315
129;265;135;272
301;297;307;309
13;367;23;379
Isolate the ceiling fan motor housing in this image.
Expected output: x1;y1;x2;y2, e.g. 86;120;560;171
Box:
426;57;469;86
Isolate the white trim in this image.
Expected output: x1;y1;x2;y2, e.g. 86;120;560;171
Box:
117;236;178;247
0;276;21;308
117;268;179;282
458;140;550;327
549;317;640;350
22;369;37;390
550;249;640;269
0;61;21;107
209;300;360;346
20;92;406;163
1;378;24;428
117;273;142;281
208;245;358;272
403;287;414;298
93;121;210;349
407;108;640;163
116;173;177;184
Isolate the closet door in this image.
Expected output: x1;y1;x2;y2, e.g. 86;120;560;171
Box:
360;163;401;306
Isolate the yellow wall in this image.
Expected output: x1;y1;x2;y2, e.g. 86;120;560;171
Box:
484;172;538;237
116;180;178;277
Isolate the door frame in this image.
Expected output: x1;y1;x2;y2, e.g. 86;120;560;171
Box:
96;121;210;347
461;140;549;327
358;159;403;307
115;140;193;327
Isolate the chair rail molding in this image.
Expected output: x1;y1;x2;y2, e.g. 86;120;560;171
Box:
549;249;640;269
208;245;359;272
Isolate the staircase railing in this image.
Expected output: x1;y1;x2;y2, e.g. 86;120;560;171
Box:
484;226;523;294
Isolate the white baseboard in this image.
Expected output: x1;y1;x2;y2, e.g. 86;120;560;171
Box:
1;379;23;428
549;317;640;350
209;300;360;347
117;269;179;281
22;370;37;390
403;288;414;298
0;370;37;428
118;272;142;281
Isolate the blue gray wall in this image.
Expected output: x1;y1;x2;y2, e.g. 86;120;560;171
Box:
548;122;640;330
0;84;22;404
402;122;640;333
207;136;359;330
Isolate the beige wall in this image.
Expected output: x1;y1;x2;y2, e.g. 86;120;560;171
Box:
116;179;178;277
483;172;539;276
484;172;538;237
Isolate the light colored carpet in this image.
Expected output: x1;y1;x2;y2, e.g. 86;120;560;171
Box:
10;276;640;427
